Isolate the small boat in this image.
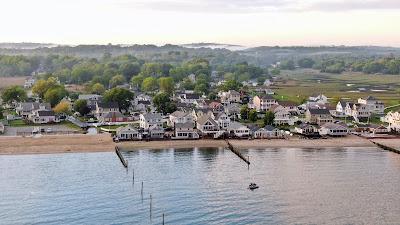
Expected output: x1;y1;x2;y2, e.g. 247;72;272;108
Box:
249;183;259;190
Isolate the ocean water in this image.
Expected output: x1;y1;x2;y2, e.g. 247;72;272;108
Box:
1;147;400;225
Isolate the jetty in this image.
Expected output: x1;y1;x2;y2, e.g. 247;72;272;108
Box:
225;139;250;165
370;140;400;154
115;146;128;168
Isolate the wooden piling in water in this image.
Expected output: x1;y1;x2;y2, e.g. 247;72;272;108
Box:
162;213;165;225
225;140;250;165
115;146;128;168
150;194;152;218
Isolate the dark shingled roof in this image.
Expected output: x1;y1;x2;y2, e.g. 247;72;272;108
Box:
308;108;330;115
38;110;55;117
98;102;119;109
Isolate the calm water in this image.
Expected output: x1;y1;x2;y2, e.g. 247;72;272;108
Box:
1;147;400;225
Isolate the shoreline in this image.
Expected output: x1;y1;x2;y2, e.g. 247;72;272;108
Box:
0;134;396;156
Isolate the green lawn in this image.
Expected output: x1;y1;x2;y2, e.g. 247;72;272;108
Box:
8;119;27;127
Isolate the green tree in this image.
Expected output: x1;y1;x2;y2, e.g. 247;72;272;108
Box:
1;86;27;104
153;92;177;114
73;99;90;116
0;106;4;120
141;77;158;92
248;109;258;122
240;106;250;120
91;83;105;95
222;79;242;92
32;77;60;98
158;77;175;93
44;86;68;107
103;87;134;111
131;74;145;90
280;60;295;70
263;111;275;126
181;78;195;90
109;74;126;88
53;101;71;115
297;58;315;68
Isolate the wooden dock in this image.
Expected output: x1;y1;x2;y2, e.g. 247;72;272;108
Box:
115;146;128;168
225;140;250;165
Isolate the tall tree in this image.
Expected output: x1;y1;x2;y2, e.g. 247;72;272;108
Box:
263;111;275;126
1;86;27;104
153;92;177;114
103;87;134;111
158;77;175;93
73;99;90;116
141;77;158;92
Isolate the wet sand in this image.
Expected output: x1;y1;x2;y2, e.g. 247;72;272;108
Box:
0;134;395;155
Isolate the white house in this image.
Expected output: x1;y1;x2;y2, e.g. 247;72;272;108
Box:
309;94;328;104
215;112;231;129
319;123;349;136
334;100;348;118
139;113;163;129
168;111;194;126
16;102;51;119
254;125;283;139
224;103;241;120
30;110;59;124
148;125;165;139
357;96;385;114
116;125;142;140
384;111;400;132
173;122;199;140
196;115;219;135
226;122;250;138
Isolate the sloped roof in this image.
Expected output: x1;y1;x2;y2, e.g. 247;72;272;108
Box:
321;122;348;130
103;111;125;118
142;113;162;121
197;115;217;126
170;111;188;118
38;110;55;117
117;124;138;132
227;121;249;130
98;102;119;109
175;122;194;129
308;108;330;115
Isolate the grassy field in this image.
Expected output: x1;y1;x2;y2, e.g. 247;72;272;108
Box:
272;69;400;106
0;77;27;90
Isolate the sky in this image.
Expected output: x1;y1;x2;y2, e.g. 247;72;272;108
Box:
1;0;400;47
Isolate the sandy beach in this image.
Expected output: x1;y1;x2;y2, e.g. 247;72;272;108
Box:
1;134;399;155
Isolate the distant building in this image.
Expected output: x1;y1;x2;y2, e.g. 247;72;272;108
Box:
294;123;319;136
253;125;283;139
226;121;250;138
16;102;51;119
116;125;142;140
173;122;199;140
168;111;194;127
95;102;119;120
30;110;58;124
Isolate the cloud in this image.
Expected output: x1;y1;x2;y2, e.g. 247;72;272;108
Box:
116;0;400;13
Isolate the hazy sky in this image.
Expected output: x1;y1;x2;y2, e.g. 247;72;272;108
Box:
1;0;400;47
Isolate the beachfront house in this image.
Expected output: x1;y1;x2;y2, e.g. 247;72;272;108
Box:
253;95;278;112
357;96;385;115
196;115;219;136
273;109;292;125
149;125;165;139
319;123;349;136
226;121;250;138
192;108;214;121
139;113;163;129
383;111;400;132
116;125;142;141
253;125;283;139
173;122;199;140
294;123;319;136
168;111;194;127
305;108;333;125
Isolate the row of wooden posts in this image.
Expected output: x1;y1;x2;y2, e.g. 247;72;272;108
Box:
116;142;251;224
116;147;165;225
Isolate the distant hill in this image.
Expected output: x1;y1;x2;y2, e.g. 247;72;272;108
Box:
0;42;58;49
181;43;246;51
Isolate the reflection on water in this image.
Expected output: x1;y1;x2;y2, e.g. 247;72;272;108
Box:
0;147;400;225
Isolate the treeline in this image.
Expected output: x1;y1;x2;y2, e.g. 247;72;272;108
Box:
0;55;40;76
279;56;400;75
